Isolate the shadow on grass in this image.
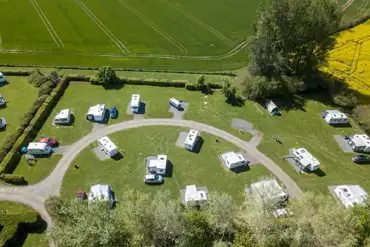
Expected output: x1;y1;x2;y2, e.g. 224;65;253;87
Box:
311;168;326;177
5;216;47;247
164;160;173;178
230;165;251;174
112;152;124;161
102;83;124;90
192;136;204;154
226;96;245;107
136;102;146;115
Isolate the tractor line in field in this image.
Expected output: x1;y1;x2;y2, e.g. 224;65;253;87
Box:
163;0;232;45
117;0;188;55
29;0;64;48
74;0;130;54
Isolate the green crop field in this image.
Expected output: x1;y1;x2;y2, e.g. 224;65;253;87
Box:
0;0;259;70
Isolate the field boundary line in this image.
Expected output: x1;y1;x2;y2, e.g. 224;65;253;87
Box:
163;0;232;44
74;0;130;54
117;0;187;55
29;0;63;48
0;40;250;60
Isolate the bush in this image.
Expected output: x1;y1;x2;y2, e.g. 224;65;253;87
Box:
185;83;198;91
332;92;358;109
353;105;370;134
38;81;55;97
27;69;51;87
0;173;27;185
95;66;118;85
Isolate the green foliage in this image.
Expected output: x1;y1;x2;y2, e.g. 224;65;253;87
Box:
38;80;55;97
353;105;370;135
95;66;118;85
180;210;213;247
48;200;131;247
27;69;51;87
332;91;358;109
231;228;256;247
45;196;66;223
249;0;341;76
221;81;238;104
0;173;27;185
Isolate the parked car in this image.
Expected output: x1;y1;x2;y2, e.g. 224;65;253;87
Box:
0;96;6;106
144;174;163;184
40;137;58;147
0;117;6;129
352;155;370;164
76;191;87;200
0;72;6;84
110;106;118;119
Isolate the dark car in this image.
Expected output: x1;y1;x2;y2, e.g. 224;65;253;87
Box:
110;106;118;119
40;137;58;147
352;155;370;164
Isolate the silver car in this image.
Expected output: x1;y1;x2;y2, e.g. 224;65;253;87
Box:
144;174;163;184
0;118;6;129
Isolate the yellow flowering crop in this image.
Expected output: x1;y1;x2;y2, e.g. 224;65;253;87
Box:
322;20;370;97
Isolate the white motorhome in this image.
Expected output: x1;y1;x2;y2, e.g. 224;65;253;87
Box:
88;184;114;205
27;142;52;155
348;134;370;153
86;104;106;122
148;155;167;175
54;109;71;125
0;96;6;106
98;136;118;157
0;72;6;84
221;151;248;169
131;94;140;113
291;148;320;172
334;185;368;208
323;110;349;125
184;129;199;151
183;185;208;205
169;98;182;109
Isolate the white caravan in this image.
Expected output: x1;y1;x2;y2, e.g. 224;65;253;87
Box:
148;155;167;175
334;185;368;208
86;104;106;122
291;148;320;172
131;94;140;113
88;184;114;205
27;142;52;155
323;110;349;125
348;134;370;153
98;136;118;157
221;151;248;169
184;129;199;151
54;109;71;125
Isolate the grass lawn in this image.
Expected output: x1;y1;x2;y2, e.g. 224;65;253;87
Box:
60;126;271;204
0;202;47;247
0;76;38;145
12;155;61;185
38;84;253;145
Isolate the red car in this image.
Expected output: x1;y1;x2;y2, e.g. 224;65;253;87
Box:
40;137;58;147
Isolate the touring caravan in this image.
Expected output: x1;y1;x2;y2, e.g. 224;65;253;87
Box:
131;94;140;113
322;110;349;125
54;109;71;125
221;152;248;169
184;129;199;151
27;142;52;156
169;98;182;110
86;104;106;122
98;136;118;157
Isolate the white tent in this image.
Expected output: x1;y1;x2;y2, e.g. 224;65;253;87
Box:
265;100;280;115
348;134;370;153
221;151;248;169
247;179;288;202
88;184;114;204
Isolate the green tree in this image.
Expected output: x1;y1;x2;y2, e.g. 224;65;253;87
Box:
48;200;131;247
221;81;237;104
249;0;341;77
95;66;118;85
178;210;213;247
203;192;235;239
231;228;256;247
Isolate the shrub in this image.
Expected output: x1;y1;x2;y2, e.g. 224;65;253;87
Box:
185;83;198;91
27;69;51;87
332;92;358;109
95;66;118;85
0;173;27;185
38;81;55;96
353;105;370;134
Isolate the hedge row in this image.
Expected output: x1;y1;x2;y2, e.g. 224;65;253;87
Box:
0;211;41;246
1;70;32;76
0;77;69;181
0;64;236;76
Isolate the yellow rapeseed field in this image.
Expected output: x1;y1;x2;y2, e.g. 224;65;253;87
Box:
323;20;370;97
